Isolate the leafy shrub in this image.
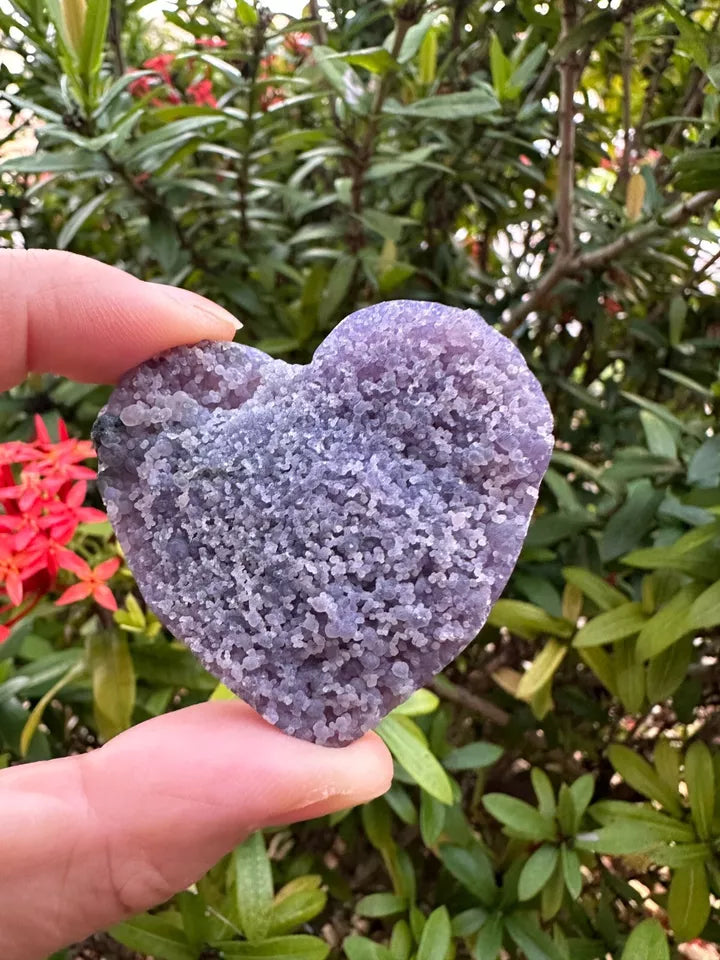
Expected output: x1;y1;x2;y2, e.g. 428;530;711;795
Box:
1;0;720;957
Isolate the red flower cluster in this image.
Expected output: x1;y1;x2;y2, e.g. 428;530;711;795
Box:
283;32;313;58
0;417;120;642
128;43;221;109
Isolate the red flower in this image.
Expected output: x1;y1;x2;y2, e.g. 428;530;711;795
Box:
283;32;313;57
0;623;9;643
187;78;217;107
259;86;285;111
144;53;175;84
519;154;531;167
56;555;121;612
603;296;622;316
196;36;227;48
128;73;155;98
0;541;45;607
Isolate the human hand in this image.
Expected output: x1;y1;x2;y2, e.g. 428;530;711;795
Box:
0;250;393;960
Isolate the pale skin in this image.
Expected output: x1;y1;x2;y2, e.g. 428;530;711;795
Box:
0;250;393;959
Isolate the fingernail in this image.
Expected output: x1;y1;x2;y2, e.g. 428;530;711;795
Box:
158;285;242;333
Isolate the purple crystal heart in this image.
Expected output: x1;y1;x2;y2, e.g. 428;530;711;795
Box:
94;300;553;745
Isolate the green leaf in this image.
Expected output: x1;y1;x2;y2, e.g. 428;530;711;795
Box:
620;919;669;960
573;603;647;649
393;688;439;717
556;784;576;837
561;846;582;900
569;774;595;827
57;189;111;251
443;741;503;771
389;920;412;960
640;411;677;459
688;435;720;487
489;33;511;98
418;27;438;85
600;482;664;562
488;600;573;640
216;936;330;958
317;254;355;325
384;88;500;120
691;580;720;629
653;739;682;792
233;831;274;942
420;790;446;846
19;660;85;758
395;10;438;64
438;844;497;905
635;583;703;661
482;794;556;842
270;889;328;936
652;842;712;867
355;893;407;918
516;639;567;700
88;630;135;742
0;150;107;174
646;636;693;703
608;745;683;817
685;741;715;841
343;936;394;960
331;47;398;74
417;906;451;960
661;1;709;70
473;913;504;960
505;911;564;960
110;916;194;960
531;769;557;819
668;862;710;942
540;857;565;922
451;907;488;937
525;510;595;548
562;567;627;611
377;715;453;804
589;800;695;841
79;0;109;80
518;845;559;901
384;783;417;825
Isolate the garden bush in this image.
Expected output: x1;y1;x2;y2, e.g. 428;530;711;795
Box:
1;0;720;957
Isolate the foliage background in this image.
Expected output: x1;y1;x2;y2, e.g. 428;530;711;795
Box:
1;0;720;957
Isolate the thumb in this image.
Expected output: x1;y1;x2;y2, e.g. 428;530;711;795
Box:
0;700;392;959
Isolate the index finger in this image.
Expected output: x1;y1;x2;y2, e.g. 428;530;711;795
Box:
0;250;240;391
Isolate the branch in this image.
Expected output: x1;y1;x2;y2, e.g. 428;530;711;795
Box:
556;0;579;258
575;189;720;270
431;675;510;726
504;189;719;334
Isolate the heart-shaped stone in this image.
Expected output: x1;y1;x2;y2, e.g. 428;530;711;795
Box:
94;300;552;745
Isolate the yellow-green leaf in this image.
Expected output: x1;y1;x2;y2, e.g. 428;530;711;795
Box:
621;918;669;960
608;745;683;817
685;741;715;840
668;862;710;942
563;566;627;611
233;831;274;942
20;660;85;758
635;584;703;661
517;638;568;700
418;27;437;85
691;579;720;628
488;599;574;640
573;602;647;648
653;738;681;793
377;714;453;804
88;631;136;742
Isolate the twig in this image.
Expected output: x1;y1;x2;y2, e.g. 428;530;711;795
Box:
308;0;327;45
431;675;510;726
504;189;720;333
557;0;579;258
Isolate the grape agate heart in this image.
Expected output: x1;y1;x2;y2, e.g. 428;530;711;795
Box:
93;300;553;745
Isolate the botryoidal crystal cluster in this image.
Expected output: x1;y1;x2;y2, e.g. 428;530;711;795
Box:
93;300;553;745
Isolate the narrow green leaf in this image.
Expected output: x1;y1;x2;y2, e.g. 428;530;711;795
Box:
518;845;559;901
685;741;715;840
438;844;496;906
233;831;274;942
355;893;407;918
635;584;703;661
646;636;693;703
561;846;582;899
653;738;682;793
88;630;135;742
110;916;194;960
488;600;573;640
505;911;564;960
482;794;556;842
420;790;446;847
573;603;647;649
608;745;683;817
668;862;711;942
377;715;453;804
691;579;720;629
417;906;450;960
20;660;85;758
531;769;557;819
392;688;439;717
269;889;327;936
569;774;595;828
516;639;567;700
473;913;504;959
620;918;669;960
216;936;330;958
443;741;503;771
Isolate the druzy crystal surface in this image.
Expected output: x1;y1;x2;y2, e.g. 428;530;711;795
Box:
94;300;553;745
